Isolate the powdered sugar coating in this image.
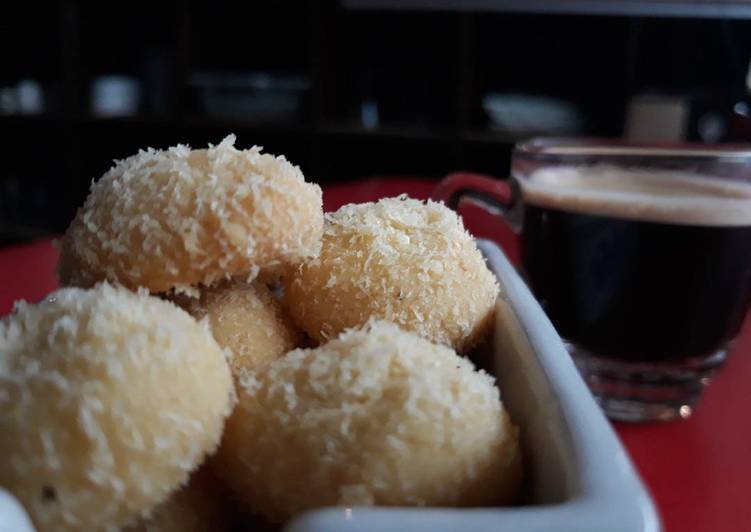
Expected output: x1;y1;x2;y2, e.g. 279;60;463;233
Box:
214;320;521;522
0;284;235;531
284;196;499;352
58;135;323;294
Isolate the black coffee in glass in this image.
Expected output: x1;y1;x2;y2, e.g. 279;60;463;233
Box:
515;163;751;420
434;140;751;422
521;167;751;363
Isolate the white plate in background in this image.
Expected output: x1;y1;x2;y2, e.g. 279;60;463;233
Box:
482;93;584;134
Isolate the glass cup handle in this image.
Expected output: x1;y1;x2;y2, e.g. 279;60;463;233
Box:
431;172;519;232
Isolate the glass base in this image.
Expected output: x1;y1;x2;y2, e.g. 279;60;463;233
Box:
566;342;727;422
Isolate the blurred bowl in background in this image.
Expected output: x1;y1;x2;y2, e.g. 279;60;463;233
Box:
482;93;584;135
190;72;310;122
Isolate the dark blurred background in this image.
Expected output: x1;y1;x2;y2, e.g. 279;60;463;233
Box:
2;0;751;244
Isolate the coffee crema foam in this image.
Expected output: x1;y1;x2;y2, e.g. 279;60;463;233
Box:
520;165;751;226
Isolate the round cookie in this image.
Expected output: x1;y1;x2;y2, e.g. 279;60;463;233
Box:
125;466;231;532
59;135;323;294
284;196;499;352
175;279;301;376
214;320;521;522
0;283;235;531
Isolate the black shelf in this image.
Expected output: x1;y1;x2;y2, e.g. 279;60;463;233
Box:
320;122;452;141
0;223;50;244
342;0;751;19
2;1;751;241
459;129;535;144
0;114;531;145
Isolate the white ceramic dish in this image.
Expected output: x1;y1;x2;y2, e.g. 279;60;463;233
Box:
285;239;661;532
0;240;661;532
0;488;34;532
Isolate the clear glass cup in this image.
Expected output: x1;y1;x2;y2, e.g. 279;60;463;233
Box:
434;138;751;422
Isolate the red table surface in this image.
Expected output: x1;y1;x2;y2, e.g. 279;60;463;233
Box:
2;177;750;532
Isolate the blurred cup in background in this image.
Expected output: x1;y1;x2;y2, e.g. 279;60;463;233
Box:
0;80;44;115
16;80;44;115
91;75;140;117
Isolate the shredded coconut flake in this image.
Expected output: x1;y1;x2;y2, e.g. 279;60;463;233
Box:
214;320;520;522
285;196;499;352
58;136;323;294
